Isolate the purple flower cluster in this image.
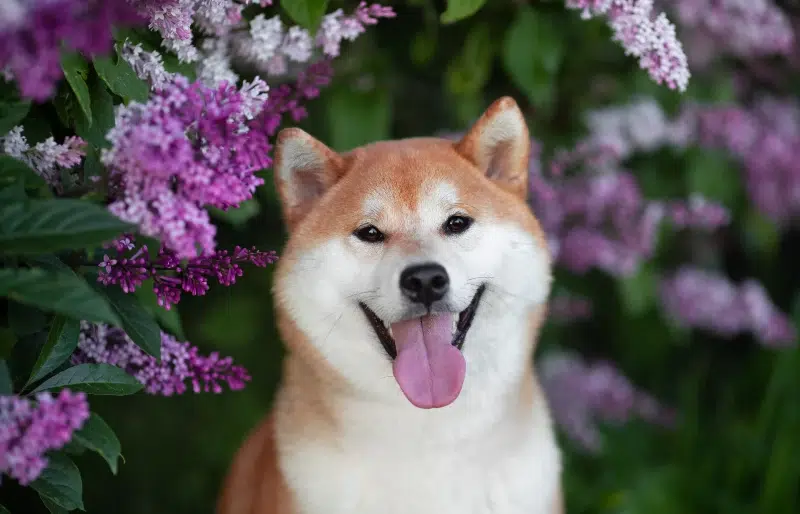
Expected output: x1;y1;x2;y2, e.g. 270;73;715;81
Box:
130;0;274;63
102;76;271;258
672;0;794;62
660;267;796;347
0;0;143;100
692;98;800;225
526;98;731;277
73;322;251;395
0;390;90;485
252;60;335;138
531;164;666;276
97;235;277;310
565;0;690;91
539;352;676;452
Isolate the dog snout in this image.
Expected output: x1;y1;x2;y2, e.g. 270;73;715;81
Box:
399;263;450;307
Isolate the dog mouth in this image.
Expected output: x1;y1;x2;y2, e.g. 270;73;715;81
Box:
358;285;486;409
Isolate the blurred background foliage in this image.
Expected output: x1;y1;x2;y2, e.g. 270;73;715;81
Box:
3;0;800;513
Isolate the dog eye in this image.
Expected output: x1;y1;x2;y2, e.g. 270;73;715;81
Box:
443;215;473;235
354;224;385;243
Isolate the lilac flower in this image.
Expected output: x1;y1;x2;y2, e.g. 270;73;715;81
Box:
0;126;87;187
660;267;796;347
692;98;800;225
549;292;593;322
565;0;690;92
0;390;90;485
0;0;143;100
102;76;270;258
672;0;793;62
665;194;731;230
120;40;175;91
539;351;675;453
231;3;395;79
97;234;277;310
73;323;251;395
530;165;666;276
251;60;335;137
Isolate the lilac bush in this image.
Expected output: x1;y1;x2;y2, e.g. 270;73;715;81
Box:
0;0;395;502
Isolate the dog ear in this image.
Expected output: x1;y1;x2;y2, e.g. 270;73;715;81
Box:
273;128;345;231
455;97;530;200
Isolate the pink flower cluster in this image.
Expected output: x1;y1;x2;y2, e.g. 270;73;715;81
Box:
0;0;143;100
97;235;277;310
565;0;690;91
539;352;676;452
73;323;251;396
0;390;90;485
660;267;796;347
102;76;271;258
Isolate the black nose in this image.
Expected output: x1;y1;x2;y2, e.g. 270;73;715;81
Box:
399;263;450;306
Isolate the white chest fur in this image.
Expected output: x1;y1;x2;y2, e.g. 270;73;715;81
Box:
274;374;561;514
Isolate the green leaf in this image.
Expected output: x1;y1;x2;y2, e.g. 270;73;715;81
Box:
39;494;69;514
30;453;84;512
685;149;742;207
0;328;17;360
134;283;185;340
0;360;12;394
26;316;81;388
101;287;162;358
445;23;493;96
502;7;564;112
60;51;92;126
73;413;122;474
8;301;47;336
74;73;116;148
281;0;329;31
618;263;657;316
325;85;391;152
40;496;69;514
0;99;31;134
0;268;122;326
440;0;487;23
0;198;132;254
0;504;10;514
93;52;149;103
31;363;143;395
0;155;47;189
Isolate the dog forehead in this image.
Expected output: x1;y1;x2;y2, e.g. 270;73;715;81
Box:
348;138;469;215
361;180;458;220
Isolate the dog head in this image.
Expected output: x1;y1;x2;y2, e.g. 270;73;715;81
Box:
272;97;552;410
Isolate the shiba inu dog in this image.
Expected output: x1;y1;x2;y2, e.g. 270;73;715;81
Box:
217;97;563;514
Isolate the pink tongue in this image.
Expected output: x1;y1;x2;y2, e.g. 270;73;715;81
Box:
390;313;466;409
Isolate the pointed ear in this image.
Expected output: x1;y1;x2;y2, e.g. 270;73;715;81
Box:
455;97;530;199
273;128;345;231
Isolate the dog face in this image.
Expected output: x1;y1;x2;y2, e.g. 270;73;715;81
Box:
272;97;552;409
